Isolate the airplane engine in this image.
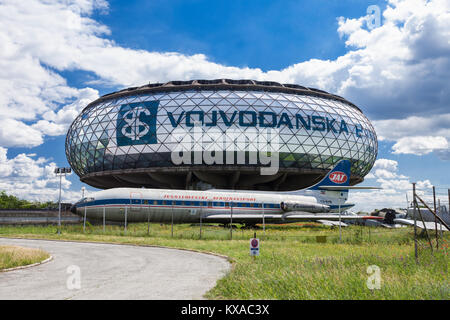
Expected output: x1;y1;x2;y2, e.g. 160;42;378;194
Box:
377;210;396;225
280;201;330;213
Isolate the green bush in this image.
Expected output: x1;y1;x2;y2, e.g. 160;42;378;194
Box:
0;191;57;209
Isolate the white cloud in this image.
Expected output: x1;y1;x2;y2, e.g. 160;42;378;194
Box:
0;0;102;147
0;119;44;148
392;136;448;155
0;147;78;202
374;169;397;179
365;172;375;179
32;87;99;136
374;114;450;142
335;0;450;159
352;166;445;214
0;0;449;150
350;176;437;212
373;114;450;158
373;158;398;171
365;158;408;180
350;190;408;212
351;156;438;212
376;178;411;191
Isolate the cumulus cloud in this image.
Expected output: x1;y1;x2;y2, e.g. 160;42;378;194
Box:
373;114;450;158
392;136;448;155
365;158;408;180
373;158;398;172
0;147;79;202
0;0;448;151
0;0;102;147
32;88;99;136
374;114;450;142
350;177;436;212
336;0;450;159
0;118;44;148
350;158;438;212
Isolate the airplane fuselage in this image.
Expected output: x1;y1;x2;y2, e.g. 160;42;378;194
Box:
73;187;349;224
72;160;358;224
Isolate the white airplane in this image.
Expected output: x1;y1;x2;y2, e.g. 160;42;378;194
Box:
70;160;383;225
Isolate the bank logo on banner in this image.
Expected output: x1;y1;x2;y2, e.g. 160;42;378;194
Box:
117;101;159;146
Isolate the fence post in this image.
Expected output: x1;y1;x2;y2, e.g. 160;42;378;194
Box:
413;183;418;263
338;201;342;243
230;203;233;240
83;206;87;233
416;194;450;231
147;205;150;236
416;204;434;252
433;186;438;249
199;210;202;240
124;206;127;235
438;199;443;238
57;174;62;235
262;202;265;236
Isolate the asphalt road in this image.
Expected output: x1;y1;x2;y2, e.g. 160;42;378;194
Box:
0;238;230;300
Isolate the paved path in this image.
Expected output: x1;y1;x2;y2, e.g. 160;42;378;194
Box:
0;238;230;300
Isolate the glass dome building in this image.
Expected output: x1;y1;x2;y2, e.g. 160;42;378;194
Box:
66;79;378;191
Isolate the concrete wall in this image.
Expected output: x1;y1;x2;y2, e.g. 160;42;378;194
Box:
0;208;81;225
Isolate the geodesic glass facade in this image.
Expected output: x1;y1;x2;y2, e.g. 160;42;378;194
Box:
66;83;377;190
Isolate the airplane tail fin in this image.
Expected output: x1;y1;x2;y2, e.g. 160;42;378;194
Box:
306;160;351;191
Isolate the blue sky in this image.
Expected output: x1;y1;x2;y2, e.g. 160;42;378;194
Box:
92;0;384;70
0;0;449;211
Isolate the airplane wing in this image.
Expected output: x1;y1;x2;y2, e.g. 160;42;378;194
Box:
318;186;382;190
203;213;383;223
204;214;283;220
283;214;383;221
317;220;349;227
394;218;449;231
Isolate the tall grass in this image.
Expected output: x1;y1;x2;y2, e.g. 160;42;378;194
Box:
0;245;49;270
0;223;448;299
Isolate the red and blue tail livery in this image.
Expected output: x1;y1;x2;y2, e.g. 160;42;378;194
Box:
307;160;351;191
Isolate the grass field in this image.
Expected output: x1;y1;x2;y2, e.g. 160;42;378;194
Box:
0;222;448;299
0;245;49;270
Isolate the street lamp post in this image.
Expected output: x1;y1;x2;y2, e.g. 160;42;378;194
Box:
338;192;343;243
54;167;71;235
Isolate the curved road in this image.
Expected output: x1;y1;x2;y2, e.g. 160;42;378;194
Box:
0;238;230;300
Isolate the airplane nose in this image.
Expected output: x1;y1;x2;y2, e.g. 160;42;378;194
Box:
70;204;77;214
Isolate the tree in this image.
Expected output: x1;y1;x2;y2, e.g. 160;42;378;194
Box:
0;191;57;209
